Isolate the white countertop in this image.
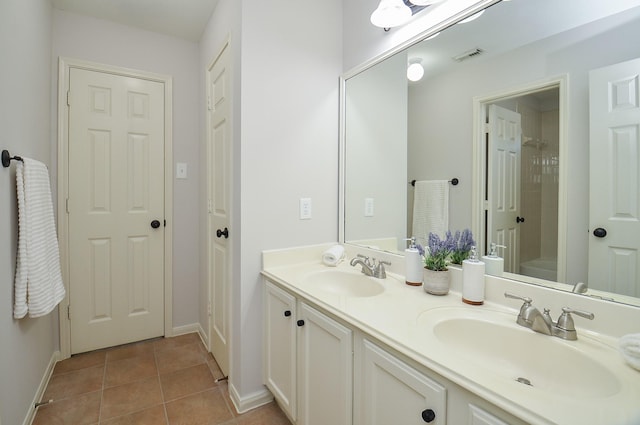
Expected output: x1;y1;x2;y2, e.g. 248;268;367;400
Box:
262;244;640;425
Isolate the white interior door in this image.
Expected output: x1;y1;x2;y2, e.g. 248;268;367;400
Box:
488;104;522;273
207;42;232;376
589;58;640;297
68;67;165;354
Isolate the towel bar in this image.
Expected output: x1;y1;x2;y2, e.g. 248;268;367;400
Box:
2;149;23;168
410;178;459;187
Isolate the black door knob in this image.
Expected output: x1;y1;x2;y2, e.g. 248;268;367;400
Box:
284;310;292;317
216;227;229;238
593;227;607;238
421;409;436;422
151;220;161;229
516;216;525;223
296;320;305;327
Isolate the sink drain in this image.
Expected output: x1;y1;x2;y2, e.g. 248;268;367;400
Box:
516;377;533;386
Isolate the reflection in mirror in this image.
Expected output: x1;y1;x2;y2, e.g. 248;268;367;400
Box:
341;0;640;306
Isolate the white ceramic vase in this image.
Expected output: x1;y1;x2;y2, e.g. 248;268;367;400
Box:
423;268;450;295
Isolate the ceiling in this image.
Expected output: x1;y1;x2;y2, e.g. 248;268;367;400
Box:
51;0;220;42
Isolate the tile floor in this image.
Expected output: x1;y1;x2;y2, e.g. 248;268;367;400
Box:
33;333;292;425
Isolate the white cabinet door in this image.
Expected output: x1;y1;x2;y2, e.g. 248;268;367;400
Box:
297;302;353;425
264;281;297;420
355;338;446;425
468;404;510;425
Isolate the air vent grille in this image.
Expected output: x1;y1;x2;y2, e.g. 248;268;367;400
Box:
453;48;484;62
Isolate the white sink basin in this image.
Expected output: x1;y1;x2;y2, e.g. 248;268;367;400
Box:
302;269;385;297
417;308;621;398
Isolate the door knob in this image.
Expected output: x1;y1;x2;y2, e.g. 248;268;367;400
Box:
421;409;436;422
150;220;161;229
593;227;607;238
216;227;229;238
516;216;525;223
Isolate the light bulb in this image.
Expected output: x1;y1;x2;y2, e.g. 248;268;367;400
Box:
370;0;412;28
407;62;424;82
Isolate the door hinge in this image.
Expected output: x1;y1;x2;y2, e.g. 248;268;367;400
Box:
207;96;212;111
484;123;490;133
67;305;71;320
208;199;213;213
66;198;70;214
67;90;70;107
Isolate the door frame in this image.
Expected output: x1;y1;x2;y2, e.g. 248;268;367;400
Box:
472;74;568;283
57;57;173;359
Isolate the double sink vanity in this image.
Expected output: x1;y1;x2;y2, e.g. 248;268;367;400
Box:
262;244;640;425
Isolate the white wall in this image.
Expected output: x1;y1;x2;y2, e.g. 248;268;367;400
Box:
51;10;201;328
0;1;57;424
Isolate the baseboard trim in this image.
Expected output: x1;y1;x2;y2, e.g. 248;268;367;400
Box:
228;383;274;414
23;350;60;425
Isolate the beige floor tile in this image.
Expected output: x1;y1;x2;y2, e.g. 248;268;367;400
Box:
233;402;292;425
105;352;157;388
32;391;101;425
165;388;233;425
43;364;105;401
53;350;106;375
154;333;201;352
106;340;157;362
100;404;168;425
160;363;216;402
155;342;209;375
101;376;163;420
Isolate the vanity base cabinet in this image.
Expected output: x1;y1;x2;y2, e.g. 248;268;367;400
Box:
297;302;353;425
355;336;446;425
264;281;297;420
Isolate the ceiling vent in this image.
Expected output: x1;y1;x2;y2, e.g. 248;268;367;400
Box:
452;48;484;62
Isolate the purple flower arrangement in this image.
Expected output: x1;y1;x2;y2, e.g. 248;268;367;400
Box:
419;229;475;271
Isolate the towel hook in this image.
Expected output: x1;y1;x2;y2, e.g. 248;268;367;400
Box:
2;150;23;168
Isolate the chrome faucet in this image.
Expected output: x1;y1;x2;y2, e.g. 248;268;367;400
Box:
504;292;594;340
350;255;390;279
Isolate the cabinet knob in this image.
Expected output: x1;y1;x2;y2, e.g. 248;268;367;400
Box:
284;310;292;317
421;409;436;423
296;319;305;327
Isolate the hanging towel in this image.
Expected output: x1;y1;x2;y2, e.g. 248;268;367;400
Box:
412;180;449;246
13;158;66;319
620;333;640;371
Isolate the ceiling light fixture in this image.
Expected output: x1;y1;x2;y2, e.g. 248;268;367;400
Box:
408;0;444;6
370;0;412;29
407;58;424;82
458;10;485;24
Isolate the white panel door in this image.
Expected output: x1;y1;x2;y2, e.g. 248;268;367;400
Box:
589;58;640;297
297;302;352;425
488;104;522;273
68;68;165;354
207;42;232;376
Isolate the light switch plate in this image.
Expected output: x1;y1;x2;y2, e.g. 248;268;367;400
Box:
176;163;188;179
300;198;312;220
364;198;374;217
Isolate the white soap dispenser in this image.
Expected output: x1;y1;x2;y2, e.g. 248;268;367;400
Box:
482;242;505;277
404;237;423;286
462;246;485;305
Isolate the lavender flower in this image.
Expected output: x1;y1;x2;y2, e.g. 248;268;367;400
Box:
450;229;475;265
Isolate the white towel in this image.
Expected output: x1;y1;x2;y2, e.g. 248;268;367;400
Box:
322;245;345;267
412;180;449;245
620;333;640;371
13;158;66;319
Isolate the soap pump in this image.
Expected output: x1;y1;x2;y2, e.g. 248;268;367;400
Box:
462;246;485;305
482;242;505;277
404;237;423;286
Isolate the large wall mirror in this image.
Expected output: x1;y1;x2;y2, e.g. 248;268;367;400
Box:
341;0;640;307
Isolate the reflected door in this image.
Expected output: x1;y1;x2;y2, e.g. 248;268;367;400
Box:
488;105;522;273
589;58;640;297
68;68;165;354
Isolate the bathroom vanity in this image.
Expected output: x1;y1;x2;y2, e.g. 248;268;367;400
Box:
262;244;640;425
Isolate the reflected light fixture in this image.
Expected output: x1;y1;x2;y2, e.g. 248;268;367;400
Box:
408;0;445;5
458;9;485;23
407;58;424;82
370;0;412;29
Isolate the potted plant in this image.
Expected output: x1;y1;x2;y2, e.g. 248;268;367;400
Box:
421;231;456;295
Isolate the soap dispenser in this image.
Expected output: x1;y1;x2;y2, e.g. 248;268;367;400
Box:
462;246;485;305
482;243;505;277
404;237;423;286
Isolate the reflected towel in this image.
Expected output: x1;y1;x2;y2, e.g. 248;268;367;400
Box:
322;245;345;267
620;333;640;371
13;158;66;319
412;180;449;245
